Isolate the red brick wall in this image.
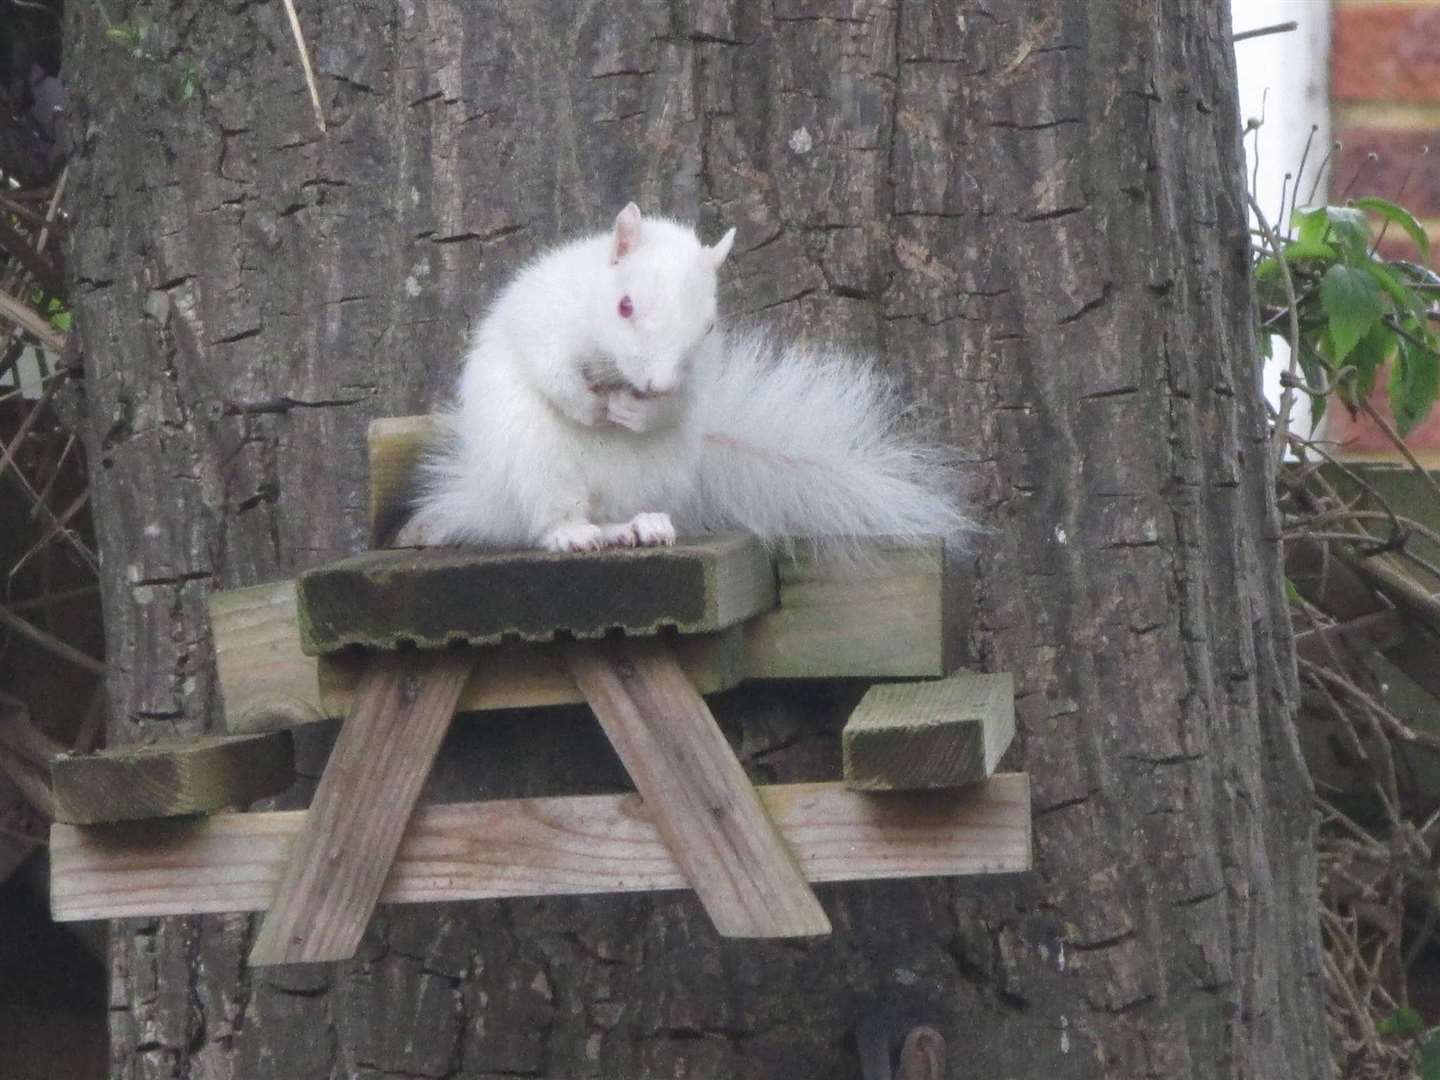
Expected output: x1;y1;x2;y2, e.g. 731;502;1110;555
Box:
1325;2;1440;455
1332;1;1440;264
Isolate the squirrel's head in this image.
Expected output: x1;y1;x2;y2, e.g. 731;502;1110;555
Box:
591;203;735;397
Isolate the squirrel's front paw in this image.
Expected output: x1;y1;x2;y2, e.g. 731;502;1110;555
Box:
542;521;607;552
605;389;674;433
629;512;676;547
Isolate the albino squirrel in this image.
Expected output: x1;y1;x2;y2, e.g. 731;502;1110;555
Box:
399;203;970;554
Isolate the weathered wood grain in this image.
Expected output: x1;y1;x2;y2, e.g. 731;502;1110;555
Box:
316;628;746;717
743;540;953;679
842;673;1014;792
295;533;776;655
566;637;830;938
368;415;438;547
50;774;1032;921
209;581;327;733
49;733;296;825
213;543;952;733
247;650;475;965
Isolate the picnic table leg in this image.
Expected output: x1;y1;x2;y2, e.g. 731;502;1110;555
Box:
248;649;475;965
565;636;831;938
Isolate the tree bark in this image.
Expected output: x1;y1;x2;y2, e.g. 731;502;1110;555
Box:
65;2;1329;1077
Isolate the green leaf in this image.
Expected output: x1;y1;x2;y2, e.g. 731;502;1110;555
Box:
1320;263;1385;363
1379;1006;1425;1038
1253;258;1289;307
1281;238;1338;264
1366;260;1423;318
1325;206;1373;263
1283;578;1302;605
1354;196;1432;263
1292;206;1329;247
1421;1028;1440;1080
1341;318;1392;407
1392;333;1440;436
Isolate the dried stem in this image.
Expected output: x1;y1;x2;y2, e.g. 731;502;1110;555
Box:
1247;189;1301;466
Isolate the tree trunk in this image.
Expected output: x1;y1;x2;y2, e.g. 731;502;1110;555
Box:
66;2;1329;1077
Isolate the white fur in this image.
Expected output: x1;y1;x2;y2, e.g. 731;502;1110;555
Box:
404;206;972;553
682;330;972;554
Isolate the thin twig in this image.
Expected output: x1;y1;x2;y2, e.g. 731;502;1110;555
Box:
25;430;74;520
0;288;66;352
0;194;57;230
1293;125;1320;219
1342;152;1380;200
8;489;89;582
280;0;327;134
1248;190;1301;465
0;602;106;675
1280;436;1404;539
0;369;62;486
1336;547;1440;636
1233;20;1299;43
35;165;67;256
1276;172;1292;244
1356;394;1440;506
1308;142;1341;207
6;583;98;612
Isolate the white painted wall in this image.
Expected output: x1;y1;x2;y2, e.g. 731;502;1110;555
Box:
1231;1;1332;426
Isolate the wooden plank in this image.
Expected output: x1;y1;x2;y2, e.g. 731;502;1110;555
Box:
49;733;296;825
295;533;776;655
217;593;749;735
744;539;953;679
316;628;746;718
247;650;474;965
369;415;437;547
212;540;953;733
50;774;1032;921
209;581;327;733
566;638;830;938
843;673;1014;791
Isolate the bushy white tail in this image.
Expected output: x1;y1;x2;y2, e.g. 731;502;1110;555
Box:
686;331;974;554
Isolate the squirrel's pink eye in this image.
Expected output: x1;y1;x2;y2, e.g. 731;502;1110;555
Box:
618;295;634;319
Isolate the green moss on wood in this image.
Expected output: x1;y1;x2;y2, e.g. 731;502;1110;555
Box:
842;672;1014;791
295;532;775;656
50;732;296;824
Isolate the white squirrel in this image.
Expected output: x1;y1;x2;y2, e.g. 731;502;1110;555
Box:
399;203;971;554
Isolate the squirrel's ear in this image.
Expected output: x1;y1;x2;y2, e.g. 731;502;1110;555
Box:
611;203;643;264
707;227;736;269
